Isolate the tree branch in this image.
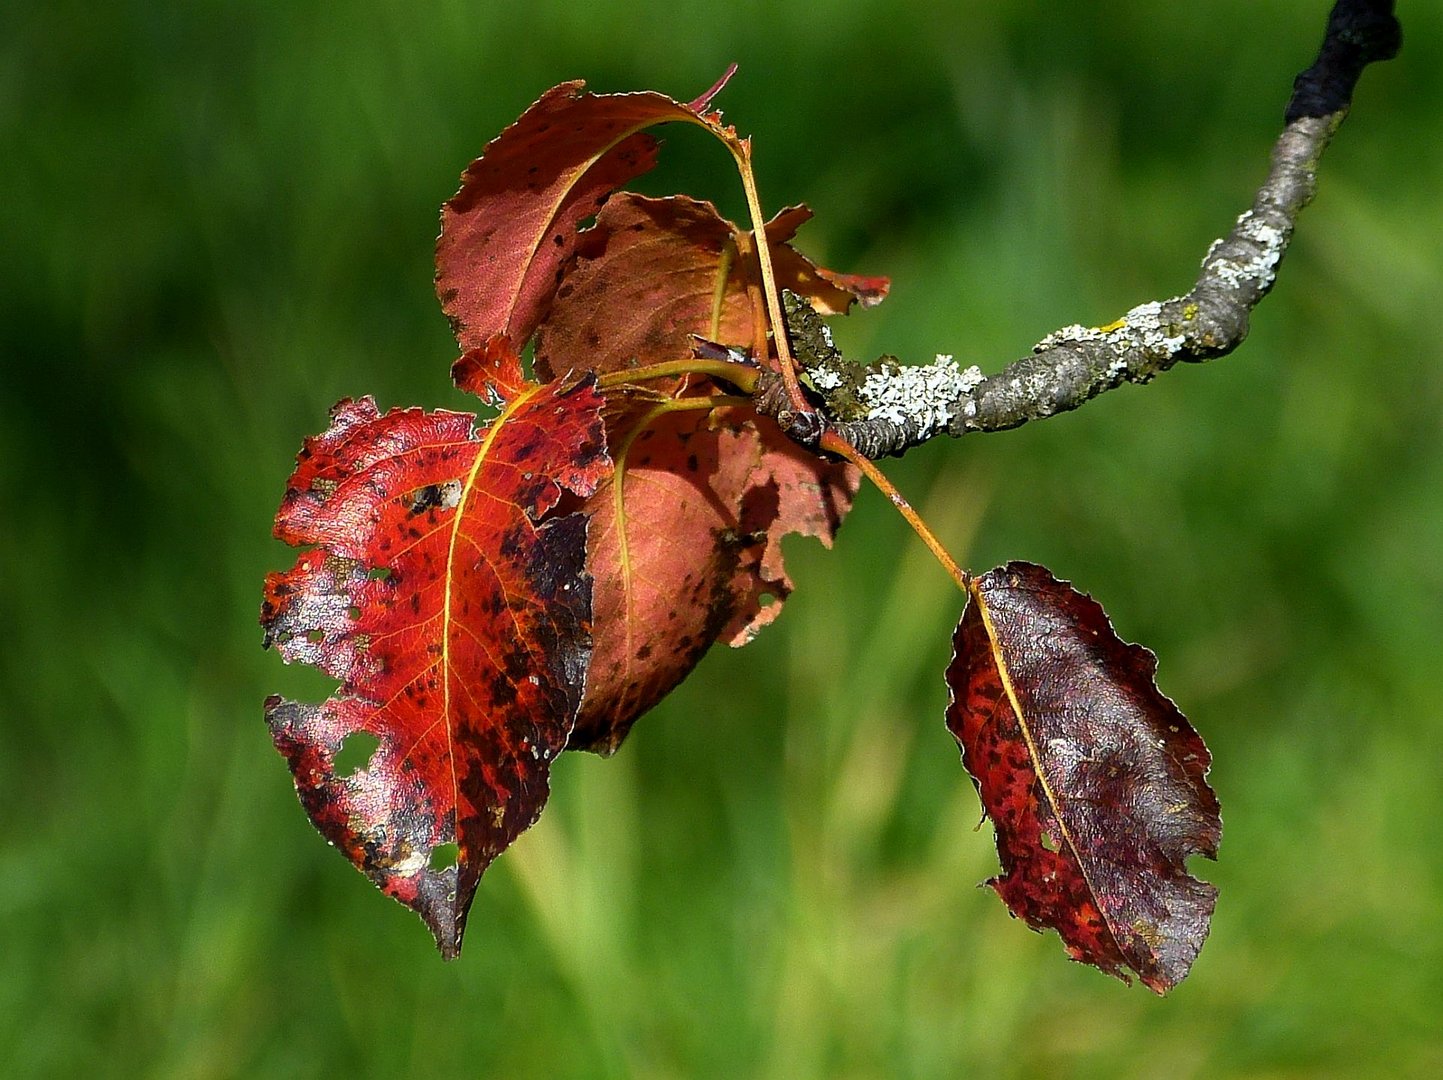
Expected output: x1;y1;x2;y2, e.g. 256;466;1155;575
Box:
799;0;1400;460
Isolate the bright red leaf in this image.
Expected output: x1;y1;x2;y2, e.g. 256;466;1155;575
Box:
945;562;1221;992
261;375;609;957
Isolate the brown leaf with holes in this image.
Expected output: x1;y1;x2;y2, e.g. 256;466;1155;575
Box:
260;372;609;958
568;404;858;754
535;194;888;380
945;562;1221;992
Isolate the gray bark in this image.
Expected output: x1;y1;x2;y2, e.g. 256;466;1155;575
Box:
788;0;1400;460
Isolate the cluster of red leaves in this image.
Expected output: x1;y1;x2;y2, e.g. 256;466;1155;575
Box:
262;73;880;957
263;73;1220;990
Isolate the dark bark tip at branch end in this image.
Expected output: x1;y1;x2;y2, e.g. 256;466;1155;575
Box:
1286;0;1401;122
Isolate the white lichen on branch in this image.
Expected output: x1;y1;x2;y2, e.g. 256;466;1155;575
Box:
1036;300;1190;374
825;108;1365;457
1205;210;1289;291
857;355;984;440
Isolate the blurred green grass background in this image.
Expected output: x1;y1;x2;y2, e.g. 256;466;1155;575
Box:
3;1;1441;1076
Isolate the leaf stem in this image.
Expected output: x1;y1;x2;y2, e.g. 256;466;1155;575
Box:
597;360;758;394
728;140;813;416
659;394;755;413
820;431;971;594
731;231;772;364
614;394;755;430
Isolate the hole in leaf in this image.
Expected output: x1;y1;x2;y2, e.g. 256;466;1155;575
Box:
334;731;380;777
305;628;325;644
758;592;776;608
1040;830;1062;853
348;605;362;620
430;842;459;871
367;566;392;581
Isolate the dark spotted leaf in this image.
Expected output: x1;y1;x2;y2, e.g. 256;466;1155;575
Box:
261;373;609;958
945;562;1221;992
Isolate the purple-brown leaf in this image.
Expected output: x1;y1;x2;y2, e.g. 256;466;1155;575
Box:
945;561;1221;992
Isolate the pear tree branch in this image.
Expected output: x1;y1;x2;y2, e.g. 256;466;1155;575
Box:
779;0;1400;459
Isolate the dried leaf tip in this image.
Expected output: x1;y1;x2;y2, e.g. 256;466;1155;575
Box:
689;63;738;114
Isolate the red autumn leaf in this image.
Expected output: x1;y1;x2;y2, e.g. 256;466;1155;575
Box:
435;76;736;359
534;193;889;380
261;375;609;958
945;562;1221;992
568;404;858;754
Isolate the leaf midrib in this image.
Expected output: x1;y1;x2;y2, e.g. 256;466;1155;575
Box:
971;582;1131;964
440;383;544;842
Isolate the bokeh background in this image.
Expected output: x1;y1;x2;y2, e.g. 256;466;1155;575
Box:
4;1;1441;1076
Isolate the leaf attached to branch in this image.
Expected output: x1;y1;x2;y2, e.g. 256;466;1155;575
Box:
945;562;1221;992
535;193;888;379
